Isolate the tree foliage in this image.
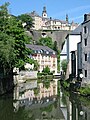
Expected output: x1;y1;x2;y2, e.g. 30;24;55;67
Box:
0;3;34;75
61;59;68;74
37;37;53;49
42;66;50;74
17;14;34;30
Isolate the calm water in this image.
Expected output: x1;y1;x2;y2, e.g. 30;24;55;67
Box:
0;79;65;120
0;79;90;120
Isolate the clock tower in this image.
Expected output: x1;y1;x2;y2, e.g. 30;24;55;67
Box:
42;6;47;18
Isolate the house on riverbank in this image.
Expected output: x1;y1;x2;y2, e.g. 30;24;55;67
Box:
26;45;57;74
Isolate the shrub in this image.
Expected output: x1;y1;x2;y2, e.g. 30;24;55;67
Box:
79;87;90;95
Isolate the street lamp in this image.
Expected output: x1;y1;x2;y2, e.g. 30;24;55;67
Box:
80;73;83;79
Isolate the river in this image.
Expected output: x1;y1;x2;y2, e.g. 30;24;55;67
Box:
0;78;90;120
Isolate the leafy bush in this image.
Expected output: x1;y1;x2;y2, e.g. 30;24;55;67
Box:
79;87;90;95
42;66;50;74
63;81;70;88
61;59;68;74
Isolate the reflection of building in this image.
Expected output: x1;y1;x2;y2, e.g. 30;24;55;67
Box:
13;79;58;107
67;93;90;120
38;79;57;99
28;6;78;30
26;45;57;74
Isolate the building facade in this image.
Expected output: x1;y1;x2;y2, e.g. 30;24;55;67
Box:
28;6;78;31
81;13;90;85
60;34;81;78
26;45;57;74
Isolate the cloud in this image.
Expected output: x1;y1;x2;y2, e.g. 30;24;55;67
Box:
52;5;90;18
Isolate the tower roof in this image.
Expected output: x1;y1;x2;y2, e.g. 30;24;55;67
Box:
43;6;47;13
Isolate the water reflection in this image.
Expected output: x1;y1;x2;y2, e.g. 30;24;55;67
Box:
13;79;57;108
60;87;90;120
0;79;65;120
2;79;90;120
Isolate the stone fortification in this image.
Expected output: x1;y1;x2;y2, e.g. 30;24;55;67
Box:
27;30;71;50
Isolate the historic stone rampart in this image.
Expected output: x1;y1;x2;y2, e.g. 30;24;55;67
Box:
27;30;72;50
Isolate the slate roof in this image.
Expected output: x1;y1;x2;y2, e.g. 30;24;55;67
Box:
46;19;68;24
26;44;56;55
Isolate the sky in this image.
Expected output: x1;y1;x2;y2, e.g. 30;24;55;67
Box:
0;0;90;24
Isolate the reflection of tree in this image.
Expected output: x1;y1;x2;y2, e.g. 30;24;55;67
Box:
13;107;34;120
0;94;13;120
43;79;50;89
54;100;58;109
34;87;39;95
40;104;53;112
78;96;90;107
61;93;67;105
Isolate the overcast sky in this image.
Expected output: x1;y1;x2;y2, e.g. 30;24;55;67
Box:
1;0;90;23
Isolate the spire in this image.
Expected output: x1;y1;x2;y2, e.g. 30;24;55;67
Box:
66;14;68;22
43;6;46;13
42;6;47;18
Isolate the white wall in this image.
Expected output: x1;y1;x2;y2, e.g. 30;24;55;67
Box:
60;40;67;71
68;35;81;75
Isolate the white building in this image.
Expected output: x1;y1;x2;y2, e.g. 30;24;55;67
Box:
28;6;78;31
60;33;81;78
28;11;43;30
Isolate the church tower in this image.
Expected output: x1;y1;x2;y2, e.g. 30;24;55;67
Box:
66;14;69;23
42;6;47;18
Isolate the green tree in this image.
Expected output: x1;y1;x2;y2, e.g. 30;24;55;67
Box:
53;41;60;72
0;3;33;74
42;66;50;74
17;14;34;30
37;37;53;49
0;32;15;75
53;41;58;53
61;59;68;74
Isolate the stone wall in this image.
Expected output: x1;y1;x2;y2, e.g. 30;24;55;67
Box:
27;30;72;50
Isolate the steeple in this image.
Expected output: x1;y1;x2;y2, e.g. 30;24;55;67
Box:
66;14;69;23
43;6;46;13
42;6;47;18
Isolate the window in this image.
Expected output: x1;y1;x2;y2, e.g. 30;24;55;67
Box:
85;54;87;61
85;70;87;77
84;38;87;46
84;26;87;34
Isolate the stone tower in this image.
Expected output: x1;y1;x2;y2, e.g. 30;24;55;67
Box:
42;6;47;18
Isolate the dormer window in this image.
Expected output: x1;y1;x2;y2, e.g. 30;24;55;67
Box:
38;51;40;53
46;51;49;54
53;52;55;54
